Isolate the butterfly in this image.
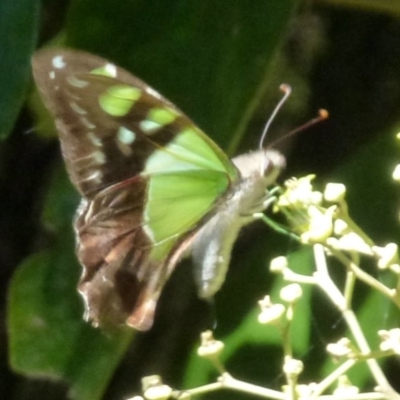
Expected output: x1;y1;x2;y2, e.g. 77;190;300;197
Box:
32;49;285;330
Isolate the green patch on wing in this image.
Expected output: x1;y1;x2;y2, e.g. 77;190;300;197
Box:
99;85;142;117
144;127;238;175
148;107;179;125
90;64;116;77
145;169;230;261
141;115;239;262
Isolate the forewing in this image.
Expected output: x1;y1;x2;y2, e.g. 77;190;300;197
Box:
32;49;238;198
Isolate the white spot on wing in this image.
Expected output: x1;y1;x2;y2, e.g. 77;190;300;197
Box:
92;150;106;164
70;101;87;115
139;119;162;134
74;151;106;167
83;170;102;182
145;86;162;99
81;117;96;130
117;127;136;144
67;76;89;88
88;132;102;147
49;71;55;79
104;63;117;77
52;55;66;69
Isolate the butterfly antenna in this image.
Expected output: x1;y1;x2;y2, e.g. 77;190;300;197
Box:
267;108;329;149
259;84;291;174
258;84;292;151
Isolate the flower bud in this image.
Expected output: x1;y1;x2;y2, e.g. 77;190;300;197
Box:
197;331;224;358
280;284;303;303
283;357;303;377
270;256;288;274
324;183;346;202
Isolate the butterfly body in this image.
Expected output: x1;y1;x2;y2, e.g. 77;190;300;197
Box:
32;49;284;330
192;149;283;298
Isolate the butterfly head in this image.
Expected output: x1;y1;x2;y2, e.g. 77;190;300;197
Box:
232;148;285;186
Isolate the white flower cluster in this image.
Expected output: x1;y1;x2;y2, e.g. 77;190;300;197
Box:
275;175;400;273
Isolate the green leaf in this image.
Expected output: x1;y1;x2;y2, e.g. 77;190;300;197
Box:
65;0;297;154
0;0;39;138
8;166;133;400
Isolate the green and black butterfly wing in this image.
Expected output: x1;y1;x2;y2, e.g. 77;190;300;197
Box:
32;49;240;330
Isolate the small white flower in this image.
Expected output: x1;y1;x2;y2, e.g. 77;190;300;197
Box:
326;338;353;358
278;175;321;208
280;284;303;303
324;183;346;202
373;243;399;269
379;328;400;354
197;331;224;358
144;386;173;400
283;356;303;377
141;376;173;400
270;256;288;274
301;206;335;243
333;219;349;235
390;263;400;274
333;232;373;255
258;296;286;325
